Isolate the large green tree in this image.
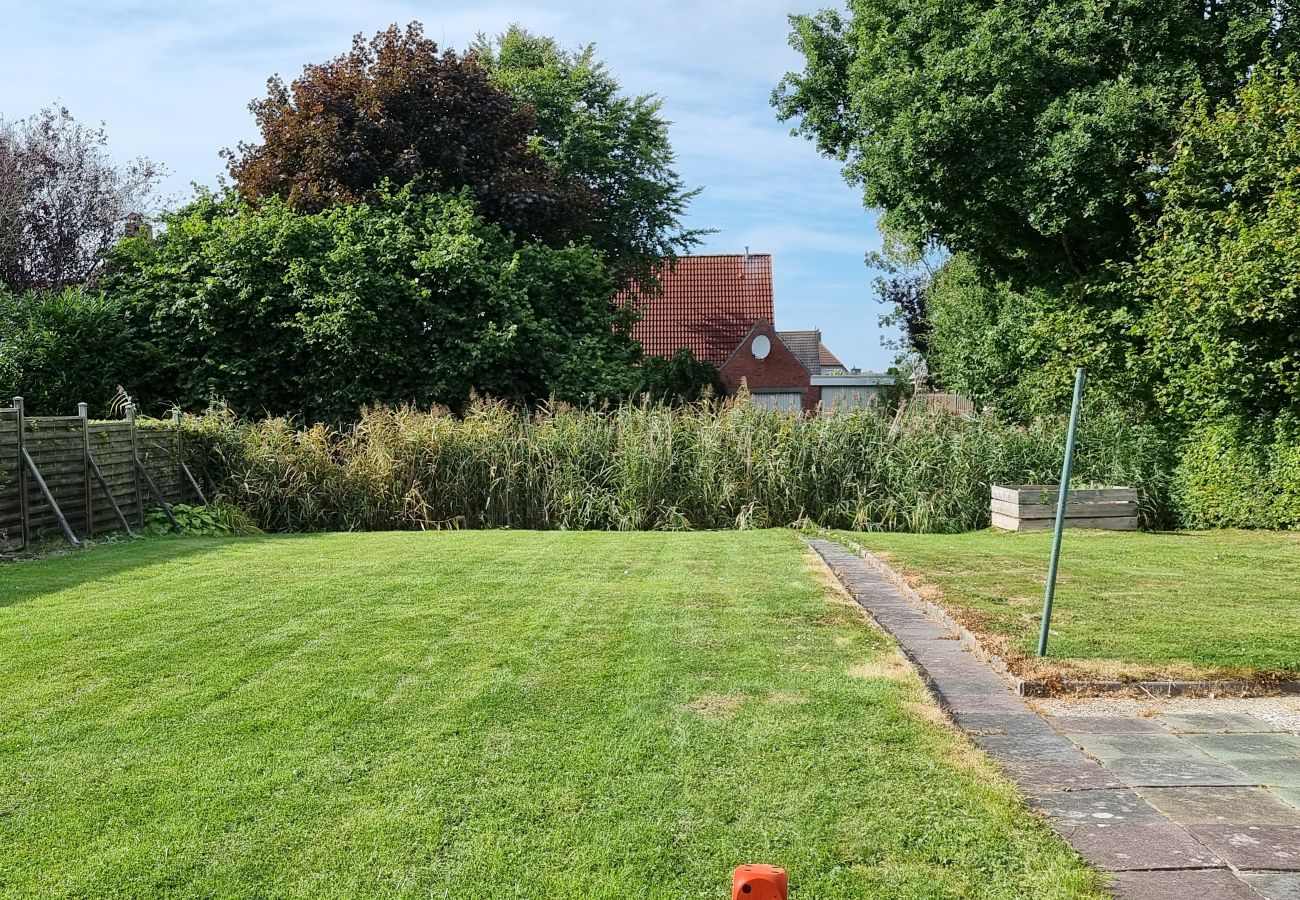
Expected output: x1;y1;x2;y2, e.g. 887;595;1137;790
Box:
774;0;1294;287
472;26;704;285
224;23;588;244
1129;59;1300;426
103;185;641;421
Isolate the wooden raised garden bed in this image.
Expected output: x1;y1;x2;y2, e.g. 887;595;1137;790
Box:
991;485;1139;532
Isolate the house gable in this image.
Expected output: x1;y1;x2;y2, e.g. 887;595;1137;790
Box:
720;318;817;409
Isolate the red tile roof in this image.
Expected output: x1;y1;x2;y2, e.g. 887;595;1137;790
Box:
622;254;774;367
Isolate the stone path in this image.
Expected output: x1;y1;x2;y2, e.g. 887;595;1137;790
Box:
807;538;1300;900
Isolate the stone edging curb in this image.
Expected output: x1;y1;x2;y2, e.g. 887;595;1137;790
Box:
823;532;1300;700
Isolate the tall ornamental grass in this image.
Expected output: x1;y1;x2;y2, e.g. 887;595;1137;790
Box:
184;397;1174;533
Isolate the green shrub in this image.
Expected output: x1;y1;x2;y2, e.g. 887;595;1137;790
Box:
1174;420;1300;529
143;503;262;537
181;397;1174;534
635;348;724;405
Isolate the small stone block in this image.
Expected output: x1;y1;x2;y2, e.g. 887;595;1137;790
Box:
1046;716;1169;735
1137;786;1300;826
1002;759;1126;791
1185;732;1300;761
1185;824;1300;871
1076;733;1217;762
1162;713;1280;733
1105;757;1256;788
1055;822;1222;871
925;660;1005;683
1241;872;1300;900
1028;788;1167;826
954;710;1059;737
905;640;970;656
973;732;1083;762
933;689;1030;714
1110;870;1260;900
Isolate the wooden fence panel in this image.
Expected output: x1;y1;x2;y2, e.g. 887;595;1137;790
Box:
89;422;141;534
0;400;198;551
21;419;87;539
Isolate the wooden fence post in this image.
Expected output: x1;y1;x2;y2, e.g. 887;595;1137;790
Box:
13;397;28;550
172;410;183;503
127;402;144;527
79;402;94;540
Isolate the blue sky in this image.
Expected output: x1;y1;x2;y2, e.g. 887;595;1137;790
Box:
2;0;899;370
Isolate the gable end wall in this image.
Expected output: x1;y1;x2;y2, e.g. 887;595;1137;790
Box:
720;320;819;411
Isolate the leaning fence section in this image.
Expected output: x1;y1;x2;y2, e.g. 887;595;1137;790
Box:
0;398;200;552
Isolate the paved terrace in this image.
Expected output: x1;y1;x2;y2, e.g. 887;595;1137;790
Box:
807;539;1300;900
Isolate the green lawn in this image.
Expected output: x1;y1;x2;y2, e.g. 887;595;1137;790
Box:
838;529;1300;681
0;531;1100;899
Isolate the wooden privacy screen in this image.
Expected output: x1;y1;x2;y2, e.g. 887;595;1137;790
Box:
0;398;202;552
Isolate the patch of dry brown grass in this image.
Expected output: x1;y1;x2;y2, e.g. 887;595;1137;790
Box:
846;656;913;682
687;694;744;718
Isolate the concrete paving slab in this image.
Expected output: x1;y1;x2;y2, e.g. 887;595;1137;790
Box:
1226;758;1300;788
1109;870;1262;900
954;710;1060;736
1002;759;1126;791
912;656;1001;678
973;732;1084;763
1163;713;1280;733
1136;786;1300;826
925;673;1020;699
1046;716;1170;735
1277;787;1300;810
1076;733;1219;762
1105;757;1257;788
1053;822;1221;871
1185;824;1300;871
1027;788;1167;826
1241;872;1300;900
886;625;957;644
931;690;1032;714
1186;732;1300;761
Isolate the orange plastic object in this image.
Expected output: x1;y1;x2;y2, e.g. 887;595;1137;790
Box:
732;864;788;900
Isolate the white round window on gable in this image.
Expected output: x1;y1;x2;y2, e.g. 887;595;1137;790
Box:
751;334;771;359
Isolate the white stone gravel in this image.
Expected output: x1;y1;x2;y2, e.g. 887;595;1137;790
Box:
1034;695;1300;734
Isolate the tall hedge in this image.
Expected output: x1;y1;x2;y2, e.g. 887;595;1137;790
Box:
0;287;149;416
102;185;641;421
183;398;1176;534
1174;419;1300;529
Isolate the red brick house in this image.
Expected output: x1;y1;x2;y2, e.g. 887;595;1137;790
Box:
622;253;891;412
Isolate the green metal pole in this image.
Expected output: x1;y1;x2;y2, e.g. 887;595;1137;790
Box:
1037;366;1086;657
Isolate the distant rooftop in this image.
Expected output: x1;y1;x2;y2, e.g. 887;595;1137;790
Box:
777;330;820;374
776;329;846;375
818;342;844;370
